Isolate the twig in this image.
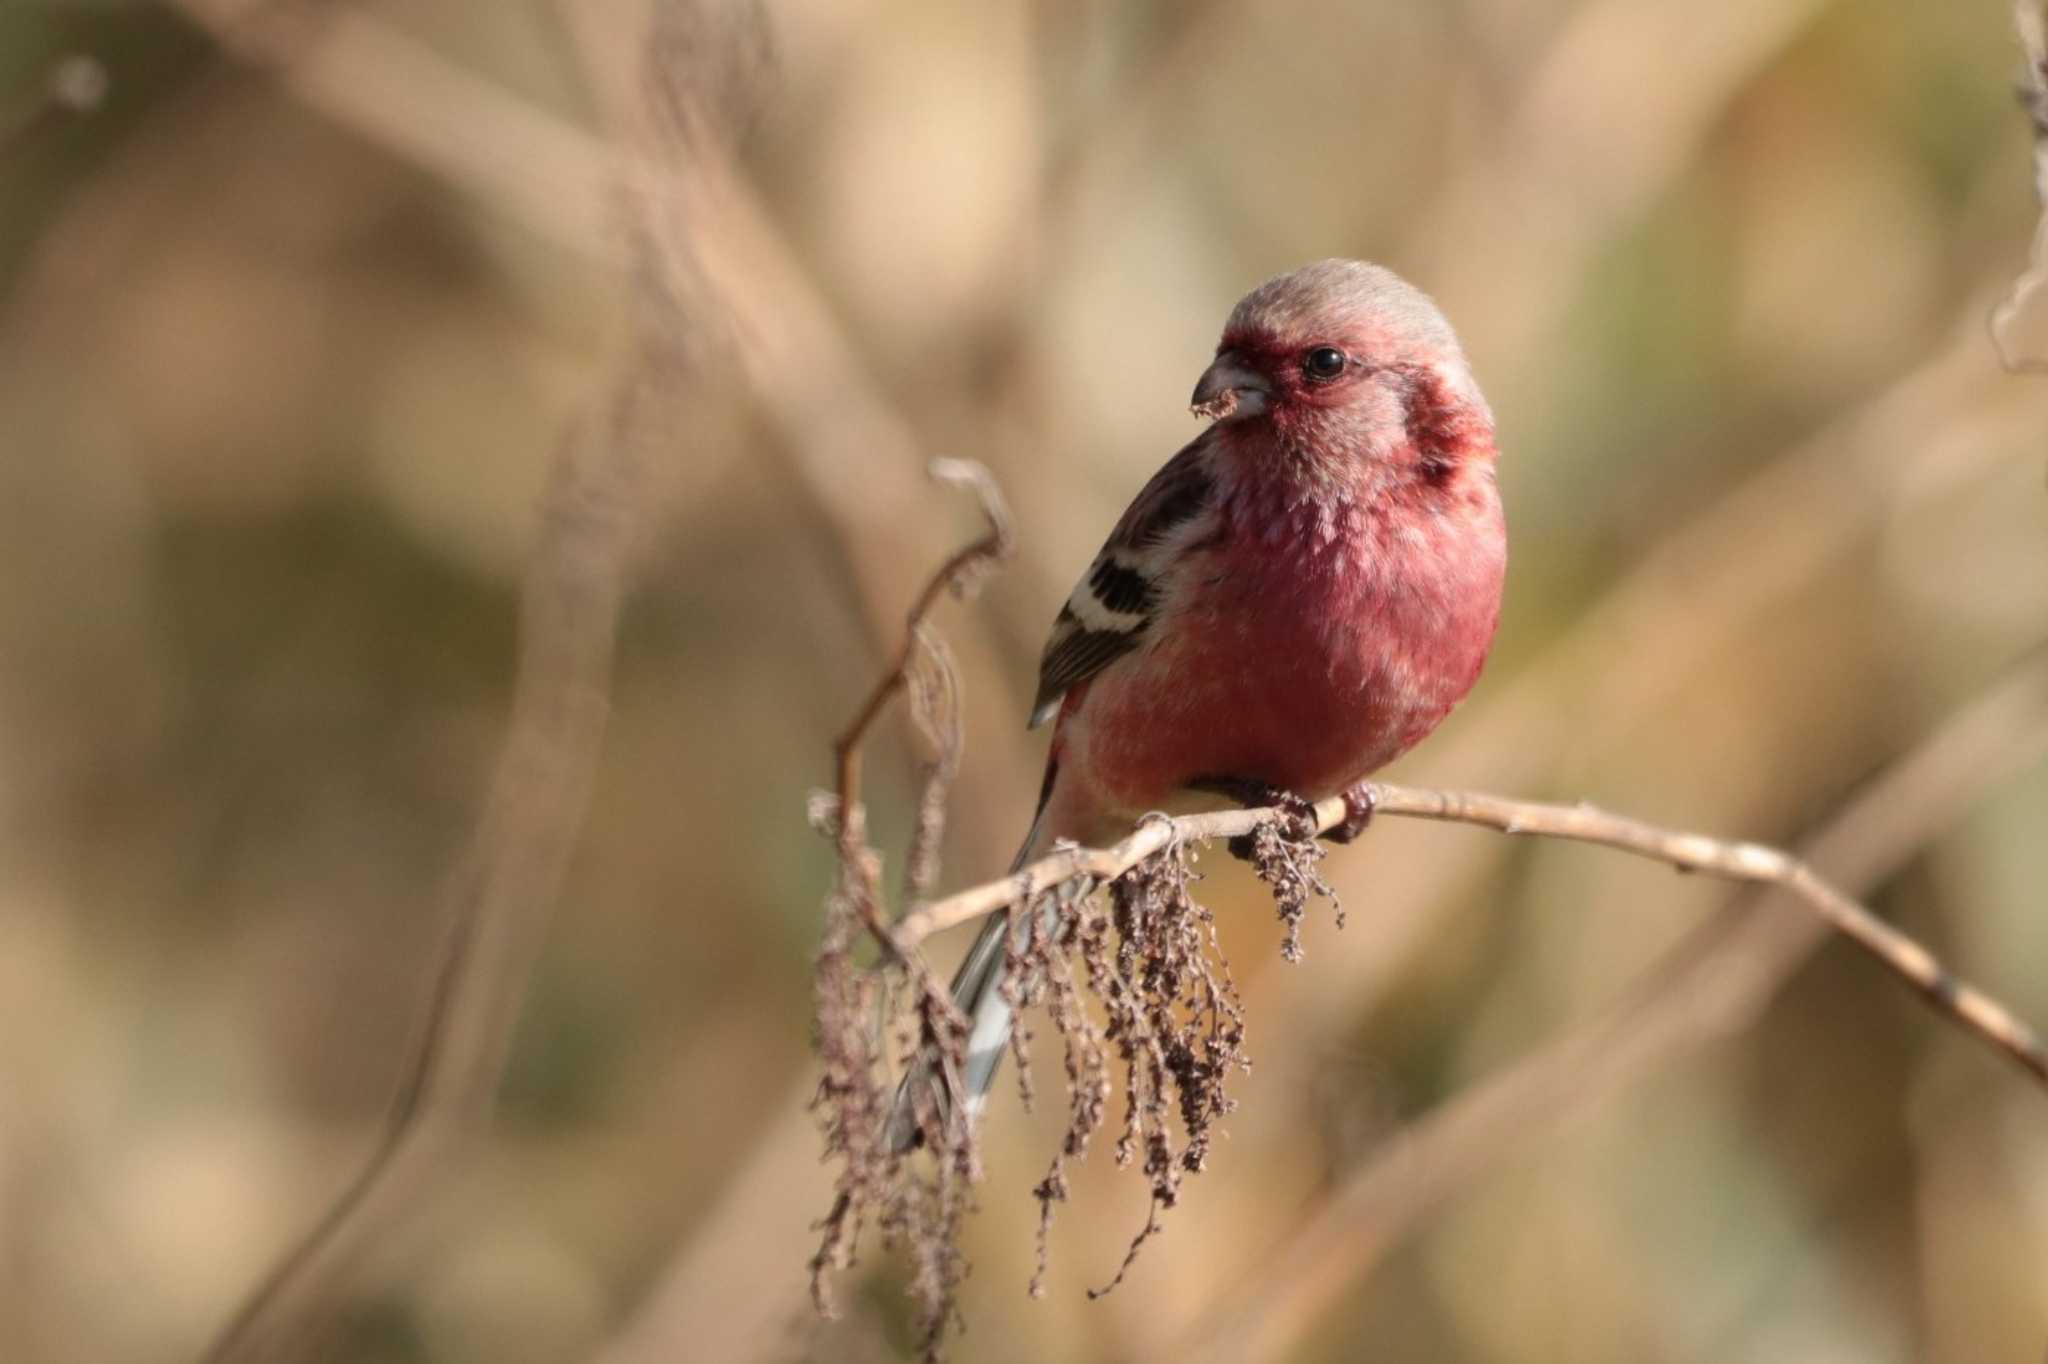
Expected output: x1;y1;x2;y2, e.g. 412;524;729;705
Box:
829;458;1014;952
1168;648;2048;1364
805;459;1014;1357
831;460;1014;828
896;785;2048;1090
891;799;1344;950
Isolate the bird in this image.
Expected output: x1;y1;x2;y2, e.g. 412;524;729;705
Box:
890;259;1507;1150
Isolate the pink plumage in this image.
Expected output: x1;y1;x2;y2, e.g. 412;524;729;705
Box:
894;259;1506;1145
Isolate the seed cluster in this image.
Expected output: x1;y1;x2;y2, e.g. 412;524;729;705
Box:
810;810;1340;1360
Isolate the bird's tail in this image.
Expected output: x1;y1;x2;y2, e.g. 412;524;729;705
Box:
885;805;1051;1153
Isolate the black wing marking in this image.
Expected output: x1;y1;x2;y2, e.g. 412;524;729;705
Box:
1088;559;1155;614
1027;443;1216;728
1031;608;1144;726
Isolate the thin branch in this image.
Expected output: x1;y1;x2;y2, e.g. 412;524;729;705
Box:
891;798;1345;950
1167;647;2048;1364
829;459;1014;955
896;785;2048;1090
833;459;1014;838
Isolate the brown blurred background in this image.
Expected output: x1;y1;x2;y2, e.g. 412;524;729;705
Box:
4;2;2048;1361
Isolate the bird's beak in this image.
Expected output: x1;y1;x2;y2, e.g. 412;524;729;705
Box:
1190;352;1271;421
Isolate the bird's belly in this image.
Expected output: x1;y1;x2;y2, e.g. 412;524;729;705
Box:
1069;574;1483;818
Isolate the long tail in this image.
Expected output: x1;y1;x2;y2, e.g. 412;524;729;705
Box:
885;809;1051;1152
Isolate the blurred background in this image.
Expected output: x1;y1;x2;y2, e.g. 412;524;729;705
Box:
4;1;2048;1361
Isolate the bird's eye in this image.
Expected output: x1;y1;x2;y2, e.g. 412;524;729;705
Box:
1303;346;1347;381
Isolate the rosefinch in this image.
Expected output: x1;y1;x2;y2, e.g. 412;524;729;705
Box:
893;259;1505;1148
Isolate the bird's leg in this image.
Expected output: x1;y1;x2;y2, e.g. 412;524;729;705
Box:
1326;782;1377;845
1189;774;1318;860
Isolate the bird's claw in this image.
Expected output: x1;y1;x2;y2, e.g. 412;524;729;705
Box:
1225;790;1318;862
1325;783;1377;845
1189;775;1319;860
1275;792;1319;841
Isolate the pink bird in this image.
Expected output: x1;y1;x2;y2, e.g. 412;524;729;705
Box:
895;259;1506;1145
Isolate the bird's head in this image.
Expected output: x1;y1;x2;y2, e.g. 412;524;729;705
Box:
1192;259;1494;477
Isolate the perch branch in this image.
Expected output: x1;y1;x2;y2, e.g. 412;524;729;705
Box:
1170;647;2048;1364
897;786;2048;1090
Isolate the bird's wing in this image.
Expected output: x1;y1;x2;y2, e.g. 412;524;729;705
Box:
1029;439;1220;727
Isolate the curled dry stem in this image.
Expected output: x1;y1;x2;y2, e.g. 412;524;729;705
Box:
808;460;1012;1358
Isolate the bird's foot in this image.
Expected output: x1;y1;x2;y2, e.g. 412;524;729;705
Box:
1325;782;1377;845
1190;775;1318;860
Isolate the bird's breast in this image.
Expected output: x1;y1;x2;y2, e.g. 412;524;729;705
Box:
1067;473;1504;818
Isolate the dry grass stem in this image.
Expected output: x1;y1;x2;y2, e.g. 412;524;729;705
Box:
806;461;1013;1360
